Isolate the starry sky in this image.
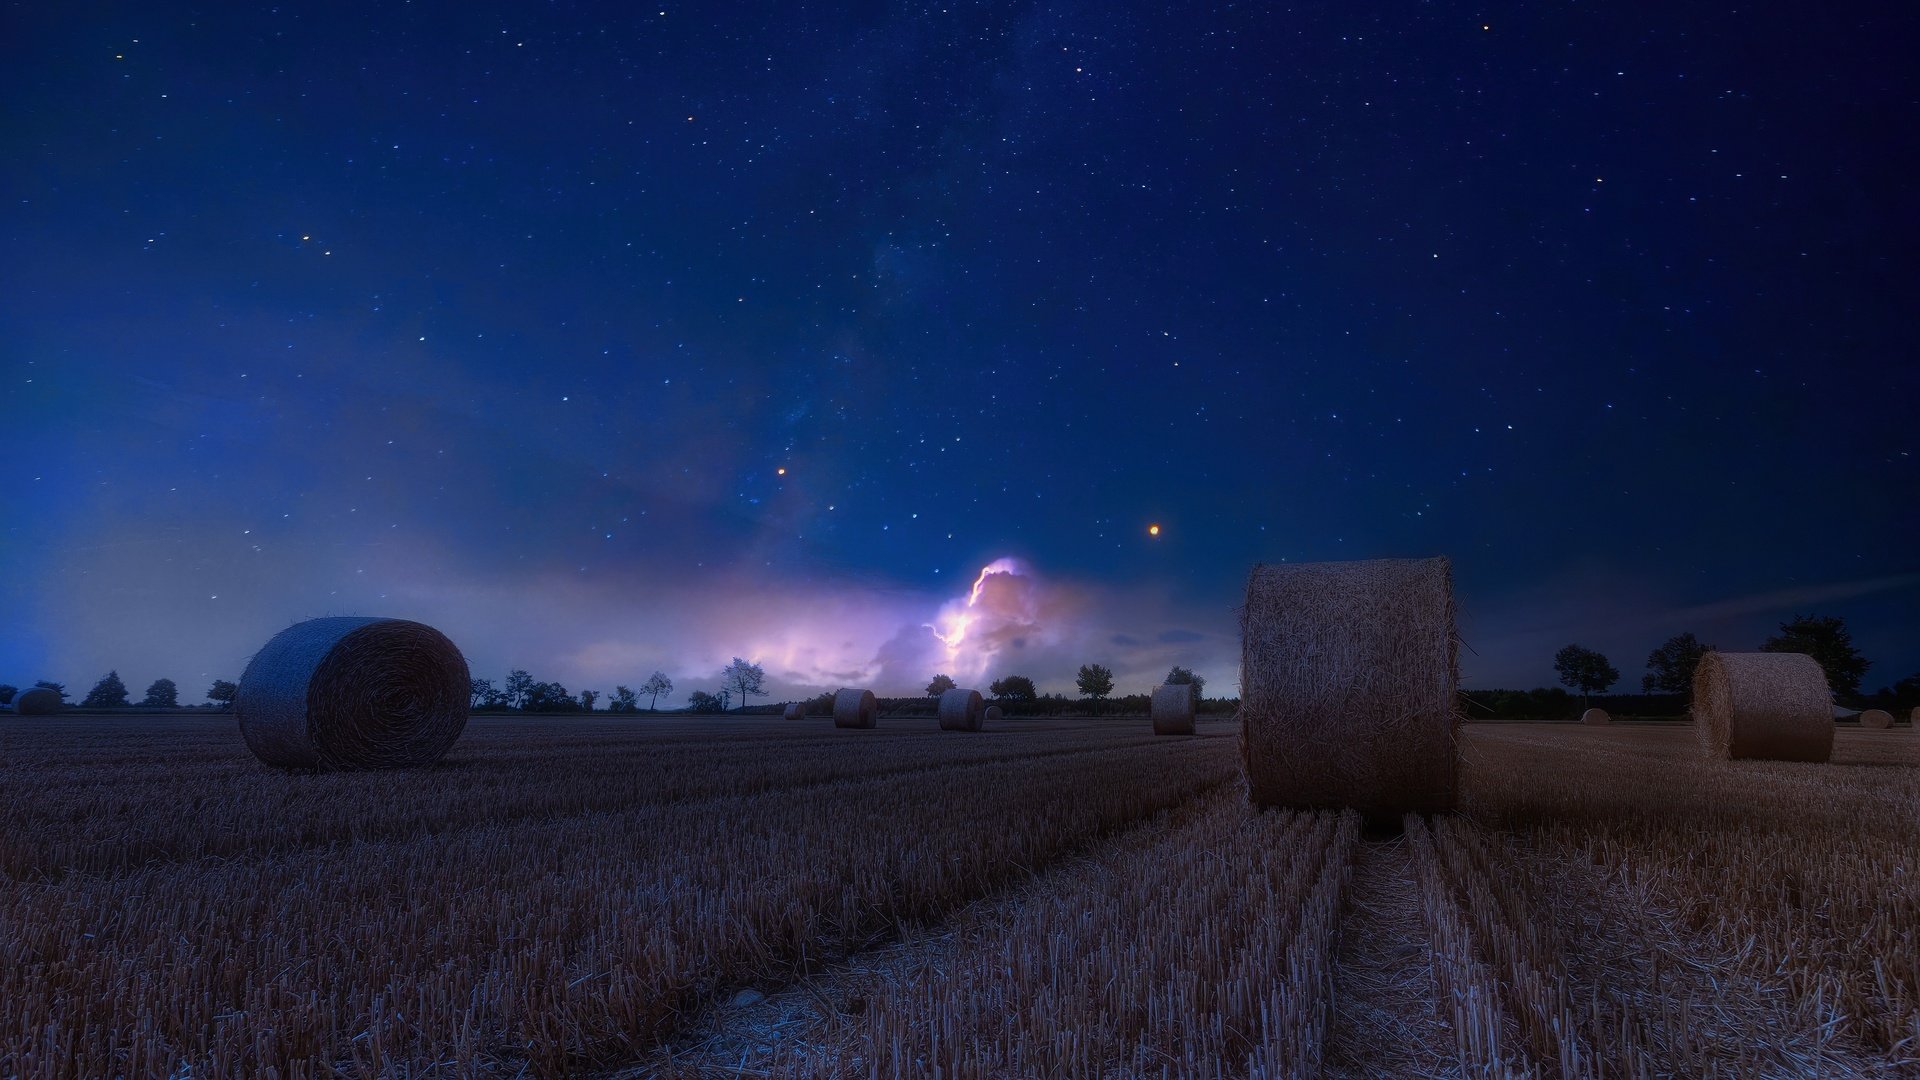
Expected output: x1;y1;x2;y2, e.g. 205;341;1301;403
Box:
4;2;1916;705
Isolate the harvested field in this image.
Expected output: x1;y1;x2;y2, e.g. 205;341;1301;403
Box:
2;714;1916;1077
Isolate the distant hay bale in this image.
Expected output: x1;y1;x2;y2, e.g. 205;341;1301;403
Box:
1692;651;1832;762
833;688;877;729
1151;683;1196;735
1912;707;1920;725
938;687;985;731
236;616;470;770
983;705;1003;728
14;687;61;715
782;702;805;722
1860;709;1894;730
1580;708;1611;726
1240;557;1458;820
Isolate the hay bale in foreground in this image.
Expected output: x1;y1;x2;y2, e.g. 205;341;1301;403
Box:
1240;557;1458;819
1580;708;1611;726
833;688;877;729
983;705;1003;728
14;686;61;715
1692;651;1832;762
938;687;985;731
1151;683;1196;735
782;702;805;722
236;616;470;769
1860;708;1894;730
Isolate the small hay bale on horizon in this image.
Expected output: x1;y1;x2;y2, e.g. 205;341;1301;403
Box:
938;687;985;731
13;686;61;715
1240;556;1458;821
1580;707;1611;726
236;616;470;770
1860;708;1894;730
782;702;805;722
833;688;877;729
983;704;1003;727
1151;683;1196;735
1692;651;1832;762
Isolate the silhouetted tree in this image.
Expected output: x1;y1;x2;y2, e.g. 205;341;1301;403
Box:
687;689;728;714
722;658;765;712
0;684;15;705
1164;665;1206;698
523;681;578;712
505;670;534;709
1762;614;1871;697
470;677;497;709
1553;645;1619;705
926;673;957;697
579;689;599;711
1076;663;1115;713
82;671;129;708
141;678;178;709
206;679;238;710
35;680;69;701
1642;633;1713;694
990;675;1038;703
642;671;673;712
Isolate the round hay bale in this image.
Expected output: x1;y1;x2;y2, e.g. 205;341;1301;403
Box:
833;688;877;729
1860;708;1894;730
938;687;985;731
1580;708;1611;726
983;704;1003;728
1151;683;1196;735
1692;651;1832;762
782;702;805;722
1912;706;1920;725
14;686;61;715
236;616;470;770
1240;557;1457;820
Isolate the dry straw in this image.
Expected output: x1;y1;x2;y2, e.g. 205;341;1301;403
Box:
236;617;470;770
14;686;60;715
1692;651;1832;762
833;688;877;729
938;687;985;731
983;704;1003;727
1239;556;1458;819
1151;683;1196;735
782;702;805;722
1860;709;1893;730
1580;708;1611;726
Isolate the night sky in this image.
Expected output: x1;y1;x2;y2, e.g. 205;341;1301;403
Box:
5;2;1916;704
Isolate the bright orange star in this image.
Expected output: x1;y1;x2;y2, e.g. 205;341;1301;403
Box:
1147;523;1161;536
776;467;787;476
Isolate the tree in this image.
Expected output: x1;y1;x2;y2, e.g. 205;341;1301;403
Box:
926;673;957;698
642;671;673;712
722;658;765;712
0;685;15;705
1553;645;1619;705
1642;633;1713;694
35;680;69;701
470;677;497;709
141;678;178;709
687;689;724;714
1164;665;1206;699
610;685;639;713
1076;663;1115;713
523;681;578;712
81;668;130;711
1762;614;1871;697
505;669;535;710
207;679;238;710
990;675;1038;703
579;689;599;712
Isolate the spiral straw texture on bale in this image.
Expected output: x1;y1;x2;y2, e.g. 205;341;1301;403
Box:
1692;651;1833;762
1240;556;1458;820
1860;709;1894;730
833;688;877;729
782;702;806;722
13;686;61;715
236;617;470;770
1581;708;1611;726
1151;683;1197;735
938;687;985;731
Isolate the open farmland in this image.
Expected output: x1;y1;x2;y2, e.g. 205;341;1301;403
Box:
2;716;1917;1078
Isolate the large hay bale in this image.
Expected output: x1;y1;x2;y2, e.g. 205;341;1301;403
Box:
1580;708;1611;726
833;688;877;729
1912;707;1920;725
938;687;985;731
1692;651;1832;762
983;704;1003;728
1860;708;1894;730
782;702;805;722
236;616;470;769
1151;683;1196;735
1240;557;1458;819
14;686;61;715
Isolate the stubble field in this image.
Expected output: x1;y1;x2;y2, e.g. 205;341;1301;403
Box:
1;713;1915;1078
